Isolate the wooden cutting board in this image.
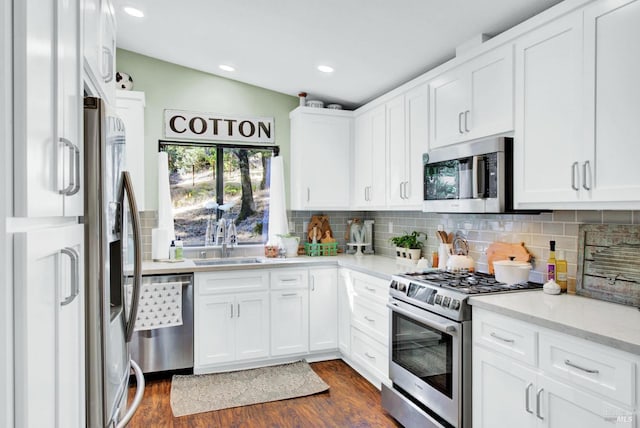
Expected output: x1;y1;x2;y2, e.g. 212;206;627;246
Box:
486;242;532;274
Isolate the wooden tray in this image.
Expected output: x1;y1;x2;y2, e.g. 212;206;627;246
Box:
486;242;531;274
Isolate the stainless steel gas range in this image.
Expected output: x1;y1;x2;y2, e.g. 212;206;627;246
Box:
382;271;542;428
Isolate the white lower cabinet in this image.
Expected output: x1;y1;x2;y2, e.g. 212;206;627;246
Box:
473;308;637;428
271;289;309;356
194;271;269;371
340;269;390;388
309;267;338;352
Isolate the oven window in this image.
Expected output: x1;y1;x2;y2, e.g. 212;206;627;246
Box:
391;312;453;398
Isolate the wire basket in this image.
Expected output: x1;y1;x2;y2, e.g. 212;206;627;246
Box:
304;242;338;256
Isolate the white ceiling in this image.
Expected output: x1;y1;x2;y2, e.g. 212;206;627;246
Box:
114;0;563;109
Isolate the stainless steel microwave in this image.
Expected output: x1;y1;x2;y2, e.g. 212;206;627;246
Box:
423;137;512;213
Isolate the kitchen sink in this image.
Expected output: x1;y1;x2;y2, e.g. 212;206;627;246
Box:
192;257;265;266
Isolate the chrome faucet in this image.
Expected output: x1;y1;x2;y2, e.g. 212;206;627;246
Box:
213;218;237;257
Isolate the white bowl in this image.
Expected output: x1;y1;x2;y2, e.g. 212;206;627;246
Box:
306;100;324;108
326;103;343;110
494;260;532;284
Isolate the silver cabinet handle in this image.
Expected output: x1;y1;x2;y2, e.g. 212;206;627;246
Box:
311;276;315;291
571;161;579;191
59;137;80;196
230;303;233;318
282;293;297;297
399;182;404;199
307;187;310;202
582;161;591;191
404;181;410;199
365;286;376;292
60;247;80;306
525;383;533;414
237;303;240;318
464;110;470;132
458;112;464;134
102;46;114;82
536;388;544;420
364;352;375;359
565;359;599;374
364;316;375;322
490;332;515;343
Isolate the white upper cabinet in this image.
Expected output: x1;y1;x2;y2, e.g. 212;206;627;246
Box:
515;0;640;209
386;85;429;208
581;0;640;206
289;107;352;210
13;0;83;218
352;105;386;209
513;12;584;207
429;44;514;149
116;90;146;210
82;0;116;104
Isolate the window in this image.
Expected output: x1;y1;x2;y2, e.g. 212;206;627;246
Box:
160;141;276;247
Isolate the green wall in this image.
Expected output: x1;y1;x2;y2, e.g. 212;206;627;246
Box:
115;49;298;210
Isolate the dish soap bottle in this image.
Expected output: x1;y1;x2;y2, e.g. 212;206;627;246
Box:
169;240;176;260
556;250;567;293
175;238;184;260
546;240;556;282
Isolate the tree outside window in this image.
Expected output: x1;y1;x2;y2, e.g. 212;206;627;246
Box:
160;142;275;246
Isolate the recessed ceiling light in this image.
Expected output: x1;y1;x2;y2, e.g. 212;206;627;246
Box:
219;64;235;72
123;6;144;18
317;65;334;73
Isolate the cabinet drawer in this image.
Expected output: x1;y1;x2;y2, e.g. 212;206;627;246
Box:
352;295;388;345
196;271;269;295
473;308;537;366
271;268;308;290
351;327;389;380
352;271;388;304
539;331;636;407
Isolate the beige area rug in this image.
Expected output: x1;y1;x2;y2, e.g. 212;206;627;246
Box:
170;361;330;417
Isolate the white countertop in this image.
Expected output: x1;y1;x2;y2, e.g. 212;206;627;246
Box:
140;254;417;280
470;291;640;355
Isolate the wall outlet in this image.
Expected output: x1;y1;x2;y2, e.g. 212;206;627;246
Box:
388;222;393;233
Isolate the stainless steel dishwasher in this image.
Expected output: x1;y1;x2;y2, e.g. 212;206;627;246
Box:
126;273;194;373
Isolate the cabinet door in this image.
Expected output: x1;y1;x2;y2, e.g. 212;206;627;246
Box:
116;90;146;210
468;44;514;140
369;105;387;207
196;294;235;366
352;112;372;207
58;0;83;217
14;223;84;428
473;347;537;428
270;289;309;356
513;12;584;207
100;0;116;104
290;110;351;209
404;84;429;207
583;0;640;205
235;292;269;361
337;269;352;355
309;267;338;351
13;0;62;217
82;0;101;86
540;375;634;428
429;69;467;148
386;95;407;206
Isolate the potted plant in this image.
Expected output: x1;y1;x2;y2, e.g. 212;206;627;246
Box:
390;231;426;262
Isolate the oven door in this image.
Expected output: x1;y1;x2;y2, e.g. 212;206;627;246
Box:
388;298;462;427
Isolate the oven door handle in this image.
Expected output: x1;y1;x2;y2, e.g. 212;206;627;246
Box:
387;301;458;334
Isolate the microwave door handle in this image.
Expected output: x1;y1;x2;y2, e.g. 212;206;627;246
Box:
472;155;480;198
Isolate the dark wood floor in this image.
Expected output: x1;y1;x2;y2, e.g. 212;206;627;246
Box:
127;359;401;427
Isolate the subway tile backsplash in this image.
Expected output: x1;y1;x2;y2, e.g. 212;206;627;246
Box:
139;208;640;287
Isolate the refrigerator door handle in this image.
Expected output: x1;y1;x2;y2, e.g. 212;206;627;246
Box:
60;247;80;306
115;359;145;428
120;171;143;342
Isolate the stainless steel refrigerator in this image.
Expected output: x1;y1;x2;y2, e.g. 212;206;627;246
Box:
83;97;145;427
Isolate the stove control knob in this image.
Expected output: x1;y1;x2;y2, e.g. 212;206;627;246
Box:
435;294;443;305
389;280;398;290
398;283;407;292
450;299;461;310
442;296;451;307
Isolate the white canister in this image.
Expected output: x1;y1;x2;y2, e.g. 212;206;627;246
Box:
279;235;300;257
